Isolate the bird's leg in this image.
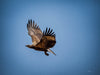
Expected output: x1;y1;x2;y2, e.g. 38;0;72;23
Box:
44;50;49;56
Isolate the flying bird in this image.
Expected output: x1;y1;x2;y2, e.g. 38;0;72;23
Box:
26;20;56;56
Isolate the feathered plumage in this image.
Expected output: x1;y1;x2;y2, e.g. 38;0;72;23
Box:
26;20;56;56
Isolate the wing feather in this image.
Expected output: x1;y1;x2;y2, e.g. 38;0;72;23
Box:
41;28;56;49
27;20;43;45
43;28;56;37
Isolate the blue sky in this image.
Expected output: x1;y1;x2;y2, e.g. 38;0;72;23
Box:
0;0;100;75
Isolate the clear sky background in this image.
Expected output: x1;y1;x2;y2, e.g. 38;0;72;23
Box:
0;0;100;75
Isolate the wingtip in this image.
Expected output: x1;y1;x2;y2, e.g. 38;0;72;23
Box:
43;27;56;37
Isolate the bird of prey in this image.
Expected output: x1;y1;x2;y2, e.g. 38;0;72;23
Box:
26;20;56;56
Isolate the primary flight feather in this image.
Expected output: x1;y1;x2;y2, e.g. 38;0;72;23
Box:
26;20;56;56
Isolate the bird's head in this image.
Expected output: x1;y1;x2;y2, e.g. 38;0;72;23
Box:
25;45;33;48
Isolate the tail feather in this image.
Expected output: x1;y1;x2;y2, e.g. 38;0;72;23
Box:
47;49;56;55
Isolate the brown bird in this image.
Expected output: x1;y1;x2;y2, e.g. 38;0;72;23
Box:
26;20;56;56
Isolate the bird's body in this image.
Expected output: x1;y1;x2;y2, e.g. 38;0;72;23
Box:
26;20;56;56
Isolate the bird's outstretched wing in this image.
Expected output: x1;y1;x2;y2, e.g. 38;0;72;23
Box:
27;20;43;45
41;27;56;49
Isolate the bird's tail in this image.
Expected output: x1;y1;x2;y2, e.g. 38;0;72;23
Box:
47;49;56;55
